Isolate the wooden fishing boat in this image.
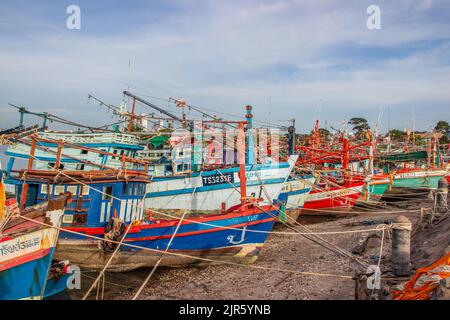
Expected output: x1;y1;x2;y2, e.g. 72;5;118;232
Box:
57;199;280;271
301;181;364;216
0;189;73;300
5;129;298;214
277;174;316;221
389;168;446;190
5;121;281;272
354;173;391;201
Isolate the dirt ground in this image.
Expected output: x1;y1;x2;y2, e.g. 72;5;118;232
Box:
68;191;450;300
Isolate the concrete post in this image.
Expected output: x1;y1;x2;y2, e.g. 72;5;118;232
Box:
392;215;412;276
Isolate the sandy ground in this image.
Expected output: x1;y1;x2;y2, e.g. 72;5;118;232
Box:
67;191;450;300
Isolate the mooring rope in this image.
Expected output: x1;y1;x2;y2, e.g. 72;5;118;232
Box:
8;150;392;237
131;172;203;300
17;214;356;280
214;167;370;268
82;223;133;300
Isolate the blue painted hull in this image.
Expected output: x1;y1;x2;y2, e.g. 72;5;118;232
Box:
0;248;54;300
55;207;279;271
43;273;72;299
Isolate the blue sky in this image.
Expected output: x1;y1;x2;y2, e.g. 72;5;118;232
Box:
0;0;449;134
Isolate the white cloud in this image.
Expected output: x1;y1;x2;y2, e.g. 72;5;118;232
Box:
0;0;449;133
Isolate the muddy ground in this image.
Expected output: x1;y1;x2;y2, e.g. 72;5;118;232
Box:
67;191;450;300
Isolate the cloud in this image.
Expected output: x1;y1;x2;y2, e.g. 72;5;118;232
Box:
0;0;449;133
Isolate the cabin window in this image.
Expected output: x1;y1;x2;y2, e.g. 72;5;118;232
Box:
54;185;65;195
48;162;55;168
41;184;48;194
67;186;77;195
177;164;184;171
81;150;88;155
81;186;90;195
103;186;113;200
184;164;190;171
112;149;118;159
125;183;132;196
76;164;85;170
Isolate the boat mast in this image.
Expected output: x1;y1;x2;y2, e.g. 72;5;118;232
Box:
19;138;36;209
238;121;247;203
127;97;136;132
245;105;254;165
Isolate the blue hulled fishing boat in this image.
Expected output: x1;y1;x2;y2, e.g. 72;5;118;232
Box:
5;122;285;271
0;179;73;300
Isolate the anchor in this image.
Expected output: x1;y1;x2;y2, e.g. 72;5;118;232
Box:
227;226;247;245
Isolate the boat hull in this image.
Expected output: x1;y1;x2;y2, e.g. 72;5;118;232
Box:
55;206;278;272
301;183;363;216
277;175;315;222
392;170;445;189
362;178;390;201
0;228;59;300
145;156;298;213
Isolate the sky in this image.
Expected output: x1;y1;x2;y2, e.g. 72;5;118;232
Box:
0;0;449;134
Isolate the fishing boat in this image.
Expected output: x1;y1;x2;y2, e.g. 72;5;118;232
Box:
375;134;447;191
5;122;282;271
277;174;316;221
146;155;298;214
301;180;364;216
0;182;73;300
4;108;298;215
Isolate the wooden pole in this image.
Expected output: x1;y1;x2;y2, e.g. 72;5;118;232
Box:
20;138;36;209
238;122;247;203
127;97;136;132
55;141;63;169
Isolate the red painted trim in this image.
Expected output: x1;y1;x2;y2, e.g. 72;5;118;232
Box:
303;192;360;209
0;236;14;243
64;204;276;235
0;248;51;271
126;217;275;242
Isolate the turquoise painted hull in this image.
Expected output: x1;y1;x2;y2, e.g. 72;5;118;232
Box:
393;175;443;189
360;179;390;200
367;183;390;197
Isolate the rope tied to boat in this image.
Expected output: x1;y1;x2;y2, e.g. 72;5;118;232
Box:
17;214;356;281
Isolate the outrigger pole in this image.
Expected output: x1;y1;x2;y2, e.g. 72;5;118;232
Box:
123;91;185;124
9;103;48;128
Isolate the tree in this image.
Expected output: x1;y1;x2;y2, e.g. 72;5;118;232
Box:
348;117;370;137
435;120;449;144
388;129;406;141
309;127;331;143
318;128;331;140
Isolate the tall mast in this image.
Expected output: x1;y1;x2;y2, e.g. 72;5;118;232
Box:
123;91;185;124
127;97;136;132
245;105;254;165
238;121;247;204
